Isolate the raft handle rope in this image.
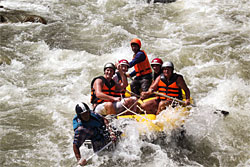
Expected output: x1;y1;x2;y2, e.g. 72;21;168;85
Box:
123;89;148;115
125;89;148;114
104;94;141;120
119;99;153;123
116;96;142;117
136;105;147;114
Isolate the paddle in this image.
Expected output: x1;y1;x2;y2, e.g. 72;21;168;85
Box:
153;92;229;117
125;89;140;98
86;141;113;161
153;92;195;107
78;141;113;166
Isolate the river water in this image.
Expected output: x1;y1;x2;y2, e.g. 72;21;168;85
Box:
0;0;249;167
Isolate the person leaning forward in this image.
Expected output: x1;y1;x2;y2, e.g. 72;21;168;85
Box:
138;58;164;114
73;102;116;166
127;38;152;96
141;61;191;115
91;62;130;116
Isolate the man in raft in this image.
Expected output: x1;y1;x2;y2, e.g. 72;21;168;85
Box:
139;58;164;114
73;102;117;166
141;61;191;114
127;38;152;96
91;62;136;116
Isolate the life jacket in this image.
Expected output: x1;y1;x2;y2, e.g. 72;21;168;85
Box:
73;115;82;131
115;72;126;97
133;50;152;77
90;76;119;105
157;73;183;100
73;112;107;141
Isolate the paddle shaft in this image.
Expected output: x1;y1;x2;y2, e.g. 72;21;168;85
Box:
125;89;140;98
153;92;229;116
153;92;195;107
82;141;113;163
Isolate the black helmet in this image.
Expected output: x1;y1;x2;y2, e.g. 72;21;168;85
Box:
104;62;116;71
75;102;90;116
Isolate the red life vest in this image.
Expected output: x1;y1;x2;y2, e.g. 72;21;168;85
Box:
157;73;182;100
90;76;119;105
133;50;152;77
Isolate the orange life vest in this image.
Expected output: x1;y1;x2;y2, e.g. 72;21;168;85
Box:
133;50;152;77
157;73;182;100
90;76;119;105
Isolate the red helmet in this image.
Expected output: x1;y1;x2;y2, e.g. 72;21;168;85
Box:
119;59;129;67
151;58;163;66
130;38;141;48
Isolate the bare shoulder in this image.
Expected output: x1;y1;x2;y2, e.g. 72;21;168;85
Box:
94;78;104;87
176;74;186;86
177;74;184;81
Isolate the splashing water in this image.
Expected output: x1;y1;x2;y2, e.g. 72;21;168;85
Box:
0;0;249;166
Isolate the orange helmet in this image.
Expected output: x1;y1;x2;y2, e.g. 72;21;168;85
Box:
130;38;141;48
119;59;129;67
151;58;163;66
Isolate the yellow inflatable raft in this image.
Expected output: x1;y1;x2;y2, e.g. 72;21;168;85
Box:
118;85;193;133
117;105;191;133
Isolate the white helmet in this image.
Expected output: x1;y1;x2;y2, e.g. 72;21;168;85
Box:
162;61;174;70
104;62;116;71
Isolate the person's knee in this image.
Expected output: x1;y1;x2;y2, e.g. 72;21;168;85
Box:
94;104;106;115
140;100;149;109
104;102;116;114
123;98;130;106
142;100;156;110
123;97;134;106
105;102;113;110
